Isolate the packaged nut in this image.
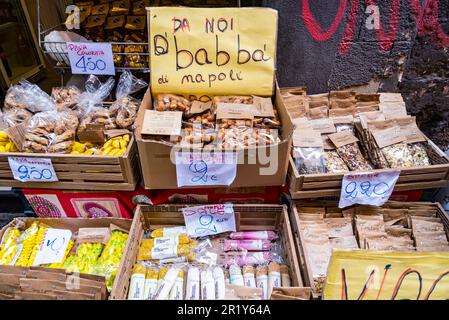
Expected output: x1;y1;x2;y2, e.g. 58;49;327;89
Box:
213;96;253;105
215;103;255;130
184;100;215;129
328;131;372;171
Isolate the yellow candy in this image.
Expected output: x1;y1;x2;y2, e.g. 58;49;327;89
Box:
108;149;120;156
123;135;130;142
117;148;126;156
4;142;11;152
0;146;5;153
112;140;120;149
10;144;18;152
72;142;86;153
15;222;40;267
101;146;113;156
0;131;9;139
84;149;95;155
27;225;49;266
119;139;127;149
70;151;81;155
103;140;113;149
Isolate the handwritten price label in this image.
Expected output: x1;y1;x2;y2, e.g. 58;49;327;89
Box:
67;42;115;75
8;157;58;182
175;152;237;187
339;170;400;208
33;228;72;266
182;204;236;238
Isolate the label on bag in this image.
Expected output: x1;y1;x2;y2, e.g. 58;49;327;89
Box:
67;42;115;75
8;157;58;182
182;204;236;238
151;245;178;260
175;152;237;187
33;229;73;266
339;170;400;208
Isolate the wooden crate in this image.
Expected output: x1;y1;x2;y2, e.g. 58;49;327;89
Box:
289;139;449;199
0;216;132;300
111;204;303;300
0;136;140;191
288;200;449;299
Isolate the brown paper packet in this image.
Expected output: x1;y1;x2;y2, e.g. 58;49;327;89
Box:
270;287;312;300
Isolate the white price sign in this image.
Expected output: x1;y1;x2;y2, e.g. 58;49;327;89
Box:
33;228;73;266
67;42;115;75
182;204;236;238
175;152;237;187
339;170;400;208
8;157;58;182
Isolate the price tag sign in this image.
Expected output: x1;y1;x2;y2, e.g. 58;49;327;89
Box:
182;204;236;238
175;152;237;187
33;229;73;266
339;170;400;208
8;157;58;182
67;42;115;75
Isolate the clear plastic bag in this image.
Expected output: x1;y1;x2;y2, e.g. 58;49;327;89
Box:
324;150;349;173
109;71;147;129
155;94;191;114
336;143;373;171
77;75;115;118
52;86;82;112
4;80;56;113
1;108;32;128
408;142;431;166
381;142;414;168
293;146;326;174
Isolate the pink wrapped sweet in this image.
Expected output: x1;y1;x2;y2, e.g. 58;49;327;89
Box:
223;252;273;266
229;231;278;240
223;239;272;252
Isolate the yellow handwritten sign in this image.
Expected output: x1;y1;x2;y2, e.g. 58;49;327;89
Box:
323;250;449;300
149;7;278;97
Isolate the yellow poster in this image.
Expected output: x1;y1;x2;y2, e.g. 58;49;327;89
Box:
323;250;449;300
149;7;278;97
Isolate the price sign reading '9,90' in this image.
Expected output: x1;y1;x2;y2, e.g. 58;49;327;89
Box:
67;42;115;76
339;170;400;208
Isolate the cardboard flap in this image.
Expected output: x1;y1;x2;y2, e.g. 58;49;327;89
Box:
141;110;183;136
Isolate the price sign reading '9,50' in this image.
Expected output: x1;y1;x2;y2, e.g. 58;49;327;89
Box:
338;170;400;208
8;157;58;182
67;42;115;76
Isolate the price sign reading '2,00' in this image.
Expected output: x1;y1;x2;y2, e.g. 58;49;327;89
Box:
339;170;400;208
182;204;236;238
67;42;115;76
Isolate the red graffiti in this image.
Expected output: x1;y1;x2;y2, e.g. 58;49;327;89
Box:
301;0;449;55
302;0;347;42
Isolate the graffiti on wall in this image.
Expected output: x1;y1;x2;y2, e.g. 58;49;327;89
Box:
301;0;449;55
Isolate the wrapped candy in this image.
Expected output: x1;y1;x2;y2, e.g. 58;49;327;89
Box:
64;242;104;274
0;227;20;265
94;230;128;290
27;223;49;266
15;222;40;267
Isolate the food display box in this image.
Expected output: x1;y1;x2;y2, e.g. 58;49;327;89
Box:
110;204;302;299
135;85;293;190
288;200;449;298
288;137;449;199
0;136;140;191
0;217;132;300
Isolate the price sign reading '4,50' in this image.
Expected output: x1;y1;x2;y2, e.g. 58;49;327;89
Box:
339;170;400;208
67;42;115;76
8;157;58;182
182;204;236;238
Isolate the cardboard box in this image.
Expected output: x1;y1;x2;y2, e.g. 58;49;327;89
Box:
0;217;132;300
135;84;293;189
111;204;303;299
288;200;449;298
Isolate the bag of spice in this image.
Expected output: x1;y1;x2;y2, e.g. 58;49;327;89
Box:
292;129;326;175
322;135;349;173
329;91;357;113
330;115;354;133
328;131;373;171
394;116;431;167
307;93;329;119
370;123;414;169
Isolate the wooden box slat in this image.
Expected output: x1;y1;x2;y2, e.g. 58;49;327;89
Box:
0;136;140;191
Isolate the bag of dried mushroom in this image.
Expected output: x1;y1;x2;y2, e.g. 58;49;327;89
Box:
292;129;326;174
328;131;373;171
77;75;116;132
109;71;147;129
